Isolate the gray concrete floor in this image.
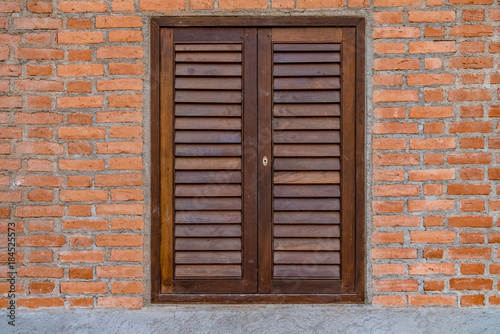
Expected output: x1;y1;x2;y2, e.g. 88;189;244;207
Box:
1;305;499;334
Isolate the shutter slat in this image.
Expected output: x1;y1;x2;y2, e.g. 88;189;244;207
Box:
274;64;340;77
175;211;241;224
176;64;242;76
274;91;340;103
273;144;340;157
175;157;241;170
175;225;241;237
273;131;340;144
274;198;340;211
274;104;340;117
273;265;340;277
274;185;340;198
273;52;340;63
175;104;241;117
274;238;340;251
175;131;241;143
175;198;242;211
175;144;242;157
274;77;340;90
274;251;340;264
273;118;340;130
175;77;242;90
175;238;241;251
175;117;241;130
176;251;241;264
175;91;242;103
176;52;242;63
274;212;340;225
274;225;340;237
175;171;241;183
175;265;241;277
273;43;340;51
274;171;340;184
176;185;241;197
274;158;340;171
175;44;242;51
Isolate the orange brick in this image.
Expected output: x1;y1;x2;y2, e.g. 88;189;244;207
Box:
69;268;93;279
408;263;455;275
95;234;143;247
449;248;490;259
372;296;405;307
96;16;143;28
14;18;62;30
372;215;420;227
372;232;404;243
60;251;104;263
411;231;455;243
97;296;142;308
424;216;443;226
374;58;419;71
372;201;404;213
424;280;444;291
409;41;455;53
460;200;485;212
61;282;106;294
461;263;485;275
461;295;484;307
373;27;420;39
30;282;55;294
449;153;491;164
96;266;143;278
57;31;103;44
424;184;442;195
373;122;418;134
62;220;108;230
111;281;143;294
448;184;490;195
110;249;143;262
408;295;456;306
460;233;484;244
449;216;492;227
57;64;104;76
450;278;492;290
410;138;455;150
373;12;403;24
373;170;405;182
408;200;454;212
97;47;143;59
372;264;405;276
424;248;443;259
408;11;455;22
451;25;493;37
59;1;107;12
18;267;63;278
372;248;417;259
373;280;418;292
18;298;64;309
460;138;484;149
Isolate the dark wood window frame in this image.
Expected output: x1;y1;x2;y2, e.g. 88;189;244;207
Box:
151;17;365;304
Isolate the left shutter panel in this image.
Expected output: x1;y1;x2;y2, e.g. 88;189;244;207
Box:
160;27;258;294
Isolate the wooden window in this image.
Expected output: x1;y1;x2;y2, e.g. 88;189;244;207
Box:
151;17;365;303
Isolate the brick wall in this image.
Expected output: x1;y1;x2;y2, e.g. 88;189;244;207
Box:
0;0;499;309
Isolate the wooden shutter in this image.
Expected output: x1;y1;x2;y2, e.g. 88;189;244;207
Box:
159;27;258;294
153;18;364;302
258;27;358;294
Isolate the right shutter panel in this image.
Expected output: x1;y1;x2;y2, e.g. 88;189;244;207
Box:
260;27;357;294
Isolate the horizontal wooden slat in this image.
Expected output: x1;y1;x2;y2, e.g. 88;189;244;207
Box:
176;52;242;63
274;198;340;211
175;131;241;143
274;77;340;90
175;265;241;277
273;131;340;144
175;185;241;197
274;158;340;171
175;211;241;224
175;77;242;90
273;118;339;130
175;104;241;117
175;171;241;183
274;251;340;264
175;224;241;237
274;238;340;251
176;91;242;104
274;171;340;184
175;144;241;157
273;44;340;52
175;117;241;130
274;185;340;198
274;91;340;103
175;157;241;170
274;212;340;225
274;52;340;63
274;104;340;117
273;265;340;277
176;64;242;76
273;144;340;157
272;28;343;43
274;225;340;238
175;198;241;210
175;238;241;250
175;251;241;264
175;44;242;51
274;64;340;77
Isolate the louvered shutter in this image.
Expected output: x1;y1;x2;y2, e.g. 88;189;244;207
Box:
258;28;358;294
159;28;258;294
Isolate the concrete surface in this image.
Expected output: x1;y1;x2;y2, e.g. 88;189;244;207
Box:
1;305;499;334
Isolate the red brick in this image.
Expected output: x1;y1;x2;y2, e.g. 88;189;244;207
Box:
108;31;143;42
408;200;454;212
27;2;53;13
97;296;142;308
373;185;419;197
57;64;104;76
110;249;143;262
61;282;106;294
460;138;484;149
108;63;143;75
69;268;93;279
373;74;403;86
460;42;485;53
449;122;491;133
409;41;455;53
461;295;484;307
408;11;455;22
408;295;456;306
28;189;53;202
111;281;143;294
96;266;142;278
18;298;64;309
374;90;418;102
424;280;444;291
68;175;92;187
408;263;455;275
96;111;142;123
18;235;65;247
57;32;103;44
373;27;420;39
18;267;63;278
372;201;403;213
68;49;91;61
372;215;419;227
374;58;419;71
60;251;105;263
110;189;143;201
449;248;491;259
15;206;64;218
460;200;485;212
448;153;491;164
374;0;421;5
373;122;418;134
97;47;143;59
14;18;62;30
372;248;417;259
372;296;405;307
68;143;92;155
373;170;405;182
95;234;143;247
450;278;492;290
95;173;142;187
59;1;107;12
409;169;455;181
411;231;455;243
96;16;143;28
58;96;103;108
110;218;144;230
372;264;405;276
409;138;455;150
374;43;405;54
373;12;403;24
29;251;53;263
461;263;485;274
448;184;490;195
373;280;418;292
449;57;492;69
451;25;493;37
69;298;93;308
15;175;62;187
424;248;443;259
30;282;54;294
372;232;404;243
109;158;143;170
